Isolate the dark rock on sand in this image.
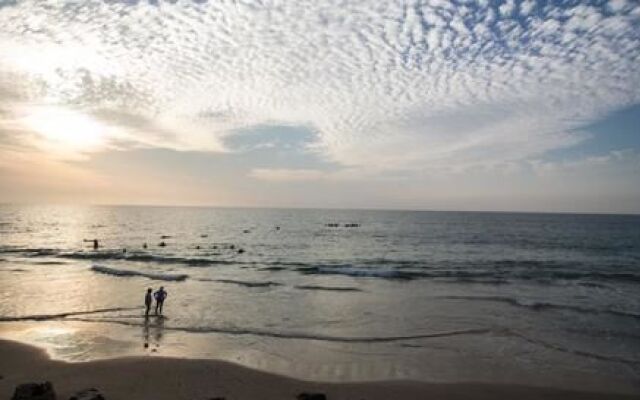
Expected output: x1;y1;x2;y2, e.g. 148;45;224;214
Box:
297;393;326;400
158;242;167;247
11;381;56;400
237;248;245;254
68;388;105;400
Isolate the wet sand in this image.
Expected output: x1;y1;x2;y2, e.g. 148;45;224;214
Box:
0;339;636;400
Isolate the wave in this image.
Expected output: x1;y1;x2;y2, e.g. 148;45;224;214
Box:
0;247;60;257
295;285;362;292
258;266;287;271
439;296;640;321
509;330;640;366
206;279;282;288
63;251;233;266
296;266;426;280
64;316;492;343
565;328;640;340
3;246;639;285
23;260;69;265
295;264;640;284
0;306;140;322
91;265;188;281
3;308;637;366
48;317;640;365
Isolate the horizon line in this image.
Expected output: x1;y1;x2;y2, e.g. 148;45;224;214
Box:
1;201;638;217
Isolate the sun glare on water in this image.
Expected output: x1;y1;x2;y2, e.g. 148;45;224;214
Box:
23;107;107;155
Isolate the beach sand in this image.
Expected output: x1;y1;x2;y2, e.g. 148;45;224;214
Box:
0;339;636;400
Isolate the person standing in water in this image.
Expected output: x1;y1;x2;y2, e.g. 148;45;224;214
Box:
154;286;168;315
144;288;153;316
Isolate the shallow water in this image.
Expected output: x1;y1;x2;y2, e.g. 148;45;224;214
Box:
0;205;639;393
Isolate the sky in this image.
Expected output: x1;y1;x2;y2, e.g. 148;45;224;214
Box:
0;0;639;213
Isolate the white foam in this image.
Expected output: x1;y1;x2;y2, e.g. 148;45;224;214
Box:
91;265;188;281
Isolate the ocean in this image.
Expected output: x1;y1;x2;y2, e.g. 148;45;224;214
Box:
0;205;638;393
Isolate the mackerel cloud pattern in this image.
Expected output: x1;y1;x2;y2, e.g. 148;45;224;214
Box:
0;0;639;174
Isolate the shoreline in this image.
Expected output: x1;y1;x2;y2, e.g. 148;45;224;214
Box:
0;339;637;400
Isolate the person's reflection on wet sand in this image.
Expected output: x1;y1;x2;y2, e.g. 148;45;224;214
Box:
142;315;165;352
143;315;150;349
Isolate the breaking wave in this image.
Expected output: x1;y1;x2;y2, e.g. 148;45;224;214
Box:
91;265;188;281
2;246;639;285
205;279;282;288
66;251;232;266
295;265;640;284
295;265;424;280
295;285;362;292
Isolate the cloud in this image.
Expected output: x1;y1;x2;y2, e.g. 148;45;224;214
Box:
248;168;329;182
530;149;640;176
0;0;638;176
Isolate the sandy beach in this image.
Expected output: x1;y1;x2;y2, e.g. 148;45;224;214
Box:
0;339;636;400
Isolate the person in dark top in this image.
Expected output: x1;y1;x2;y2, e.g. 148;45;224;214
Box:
144;288;153;316
154;286;168;315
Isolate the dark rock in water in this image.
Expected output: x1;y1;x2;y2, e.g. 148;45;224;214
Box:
196;245;201;250
200;234;208;238
297;393;326;400
237;248;245;254
158;241;167;247
243;229;250;233
275;226;280;230
68;388;105;400
11;381;56;400
160;235;172;239
229;245;235;250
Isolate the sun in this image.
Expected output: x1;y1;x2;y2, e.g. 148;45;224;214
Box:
23;106;107;155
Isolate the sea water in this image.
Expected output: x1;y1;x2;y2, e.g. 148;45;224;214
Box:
0;205;638;393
